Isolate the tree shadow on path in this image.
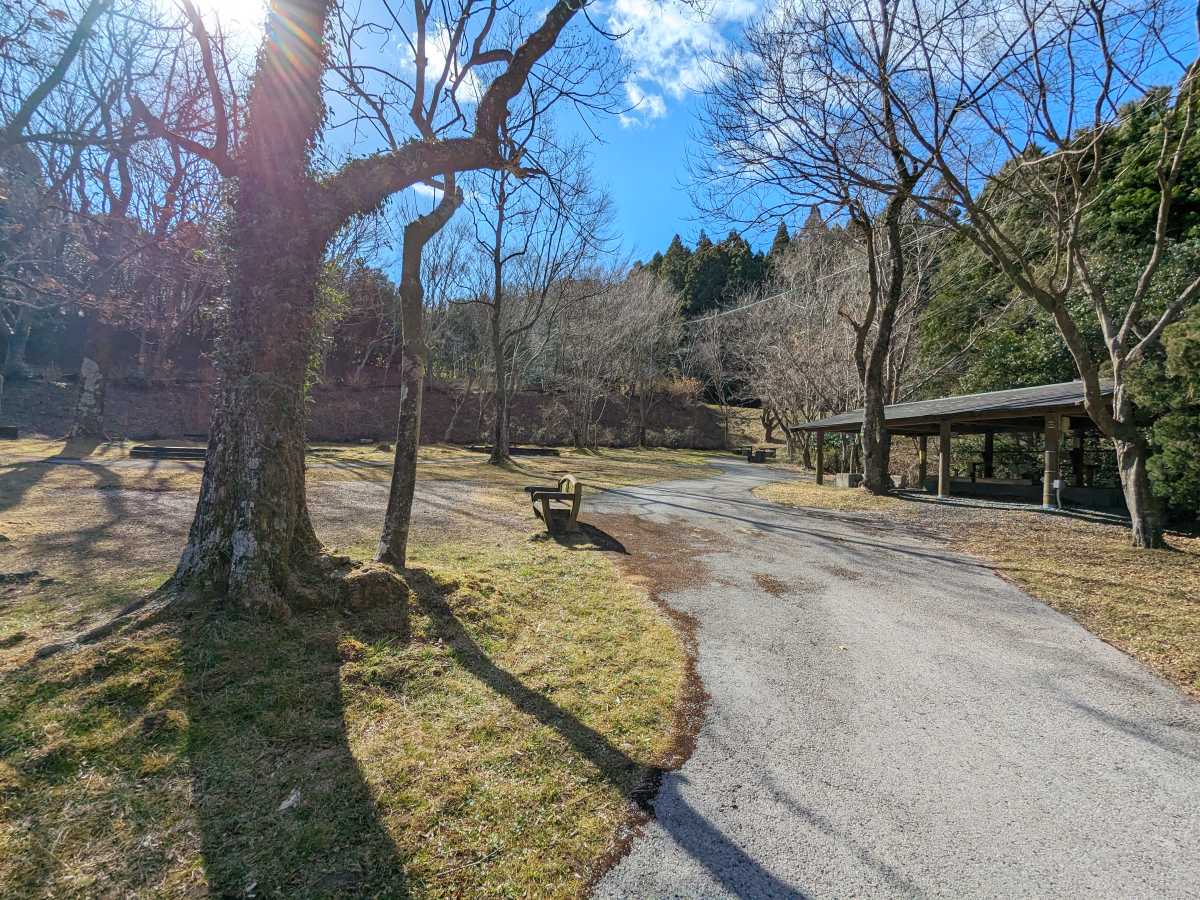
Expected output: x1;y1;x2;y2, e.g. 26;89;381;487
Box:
409;571;802;897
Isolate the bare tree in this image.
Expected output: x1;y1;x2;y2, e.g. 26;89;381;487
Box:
377;179;463;567
686;315;740;448
696;0;970;492
727;225;865;464
607;269;683;446
893;0;1200;546
462;135;613;462
553;272;626;448
1;0;216;432
115;0;617;612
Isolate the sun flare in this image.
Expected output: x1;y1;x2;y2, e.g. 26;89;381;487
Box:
177;0;268;41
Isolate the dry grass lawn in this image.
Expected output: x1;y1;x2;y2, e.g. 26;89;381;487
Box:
752;480;910;514
1;438;722;492
0;444;695;897
754;479;1200;697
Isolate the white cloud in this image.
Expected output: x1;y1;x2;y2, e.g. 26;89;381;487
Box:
619;81;668;126
607;0;758;124
401;23;485;106
411;182;444;200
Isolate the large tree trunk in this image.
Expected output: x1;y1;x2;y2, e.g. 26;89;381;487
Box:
378;349;424;566
1066;345;1167;550
860;386;891;491
857;199;906;494
1113;436;1163;548
378;183;461;568
173;335;320;613
1107;377;1163;549
761;407;775;443
171;208;325;612
169;0;331;613
3;308;32;379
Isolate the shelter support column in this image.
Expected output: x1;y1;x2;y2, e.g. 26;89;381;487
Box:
1043;414;1060;509
815;430;824;486
918;436;928;488
983;431;995;479
1072;432;1085;487
938;421;952;498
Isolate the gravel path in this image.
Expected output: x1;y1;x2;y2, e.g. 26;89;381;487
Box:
591;460;1200;899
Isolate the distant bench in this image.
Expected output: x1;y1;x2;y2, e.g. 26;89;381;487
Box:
523;475;583;533
735;446;777;463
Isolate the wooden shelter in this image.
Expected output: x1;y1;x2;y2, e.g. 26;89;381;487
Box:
791;380;1116;509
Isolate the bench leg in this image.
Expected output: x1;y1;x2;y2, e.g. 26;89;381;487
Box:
540;497;557;533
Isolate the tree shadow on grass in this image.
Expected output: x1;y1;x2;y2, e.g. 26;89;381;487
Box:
176;597;413;897
407;570;803;897
0;437;102;515
1;594;412;896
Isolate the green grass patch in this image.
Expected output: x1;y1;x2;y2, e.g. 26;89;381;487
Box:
0;536;685;896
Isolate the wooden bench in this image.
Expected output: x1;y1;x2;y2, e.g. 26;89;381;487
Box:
523;475;583;533
742;446;777;463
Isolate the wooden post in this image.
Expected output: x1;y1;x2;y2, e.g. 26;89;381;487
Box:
918;435;928;488
815;429;824;485
1043;414;1060;509
938;420;952;498
983;431;995;479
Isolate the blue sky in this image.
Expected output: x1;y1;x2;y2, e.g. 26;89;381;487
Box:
583;92;706;264
191;0;765;258
581;0;763;260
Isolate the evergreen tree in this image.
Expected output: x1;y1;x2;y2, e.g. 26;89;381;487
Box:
684;236;729;317
721;230;765;300
769;220;791;257
658;234;691;297
800;205;826;234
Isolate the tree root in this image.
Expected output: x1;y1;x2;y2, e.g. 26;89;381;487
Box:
28;555;410;663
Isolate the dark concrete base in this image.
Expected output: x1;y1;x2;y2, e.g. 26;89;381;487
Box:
921;477;1126;510
0;425;18;439
130;445;206;460
464;445;560;457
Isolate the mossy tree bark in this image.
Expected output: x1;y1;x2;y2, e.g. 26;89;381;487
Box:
156;0;584;611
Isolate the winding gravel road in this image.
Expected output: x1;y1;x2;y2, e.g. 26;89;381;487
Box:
591;461;1200;899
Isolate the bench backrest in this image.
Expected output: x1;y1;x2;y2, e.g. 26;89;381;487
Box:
558;475;582;524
